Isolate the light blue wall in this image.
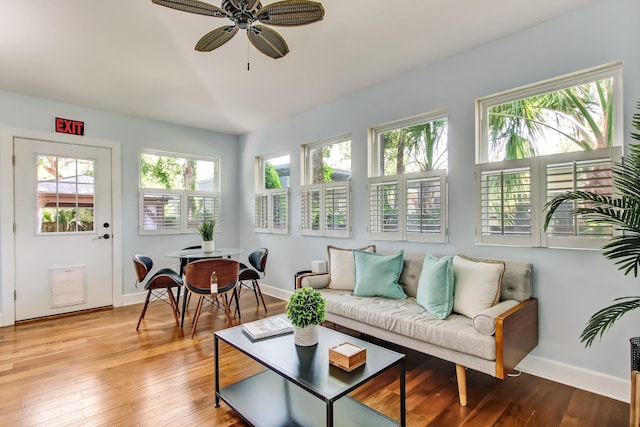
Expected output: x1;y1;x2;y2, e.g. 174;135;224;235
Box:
238;0;640;383
0;91;239;301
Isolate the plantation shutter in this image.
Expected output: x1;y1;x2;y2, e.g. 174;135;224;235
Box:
187;192;220;230
476;159;535;246
254;192;269;233
543;148;621;249
368;176;401;240
141;190;181;232
405;170;447;243
270;189;289;234
324;181;350;238
300;185;322;236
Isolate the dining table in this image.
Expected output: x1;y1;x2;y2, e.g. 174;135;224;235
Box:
164;247;244;328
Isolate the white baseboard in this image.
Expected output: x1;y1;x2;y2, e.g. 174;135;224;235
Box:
518;354;629;403
122;291;148;306
259;283;292;301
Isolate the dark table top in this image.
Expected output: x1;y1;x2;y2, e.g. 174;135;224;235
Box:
215;324;404;401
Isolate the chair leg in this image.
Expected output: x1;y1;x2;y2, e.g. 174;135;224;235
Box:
221;294;233;325
181;287;189;328
191;296;205;338
253;280;268;313
167;288;180;325
136;290;152;330
455;364;468;407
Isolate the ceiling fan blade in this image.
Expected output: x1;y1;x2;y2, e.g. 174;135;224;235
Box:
228;0;260;12
257;0;324;26
151;0;228;18
248;25;289;59
195;26;239;51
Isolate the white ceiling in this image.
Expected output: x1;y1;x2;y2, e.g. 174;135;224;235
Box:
0;0;601;135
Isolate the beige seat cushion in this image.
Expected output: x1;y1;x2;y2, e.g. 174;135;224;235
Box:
319;288;496;361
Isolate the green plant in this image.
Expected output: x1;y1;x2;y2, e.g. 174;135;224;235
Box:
543;101;640;347
286;287;326;328
197;220;215;241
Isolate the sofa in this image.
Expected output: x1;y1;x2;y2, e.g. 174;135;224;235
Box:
296;246;538;406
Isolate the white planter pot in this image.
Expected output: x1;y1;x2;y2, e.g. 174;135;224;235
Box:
293;325;319;346
202;239;215;252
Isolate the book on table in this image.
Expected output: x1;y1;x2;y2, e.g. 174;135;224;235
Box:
242;314;293;340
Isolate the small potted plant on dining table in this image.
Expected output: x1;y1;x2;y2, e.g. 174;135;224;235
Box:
197;220;216;252
286;287;326;346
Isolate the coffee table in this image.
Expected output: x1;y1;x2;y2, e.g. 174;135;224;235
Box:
214;325;406;427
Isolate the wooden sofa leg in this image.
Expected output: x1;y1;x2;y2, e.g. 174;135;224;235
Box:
455;364;468;407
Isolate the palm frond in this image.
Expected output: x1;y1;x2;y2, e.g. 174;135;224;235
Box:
602;234;640;276
580;297;640;346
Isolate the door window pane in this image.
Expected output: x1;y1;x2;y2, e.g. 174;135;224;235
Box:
37;156;95;233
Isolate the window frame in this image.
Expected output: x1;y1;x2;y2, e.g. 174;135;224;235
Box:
254;151;290;235
138;150;221;236
475;62;624;248
476;61;623;163
367;110;448;243
300;134;352;238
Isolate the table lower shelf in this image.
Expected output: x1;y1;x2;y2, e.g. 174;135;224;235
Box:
217;370;399;427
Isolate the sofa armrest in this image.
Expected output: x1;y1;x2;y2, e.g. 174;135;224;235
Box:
472;300;520;335
495;298;538;379
296;272;330;289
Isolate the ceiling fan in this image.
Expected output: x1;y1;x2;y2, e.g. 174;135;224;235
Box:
151;0;325;59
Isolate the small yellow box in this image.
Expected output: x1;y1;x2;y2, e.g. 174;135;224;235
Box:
329;342;366;371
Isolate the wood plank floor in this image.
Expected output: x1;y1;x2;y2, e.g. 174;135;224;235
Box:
0;292;629;426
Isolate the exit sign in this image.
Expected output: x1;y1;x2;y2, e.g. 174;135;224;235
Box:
55;117;85;136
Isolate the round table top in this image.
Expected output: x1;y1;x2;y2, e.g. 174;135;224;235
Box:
164;247;244;259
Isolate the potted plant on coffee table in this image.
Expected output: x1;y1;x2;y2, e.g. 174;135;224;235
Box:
286;287;326;346
197;220;216;252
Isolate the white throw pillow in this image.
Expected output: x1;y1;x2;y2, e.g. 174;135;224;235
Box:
452;254;505;318
327;245;375;290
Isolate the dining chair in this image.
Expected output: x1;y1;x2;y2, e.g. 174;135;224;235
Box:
133;254;182;330
238;248;269;313
184;258;239;338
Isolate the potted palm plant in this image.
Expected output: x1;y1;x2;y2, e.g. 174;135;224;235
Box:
197;220;216;252
543;101;640;347
286;287;326;346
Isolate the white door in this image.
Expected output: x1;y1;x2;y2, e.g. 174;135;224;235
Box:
13;137;113;321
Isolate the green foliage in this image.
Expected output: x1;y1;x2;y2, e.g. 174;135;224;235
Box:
286;287;326;328
381;120;448;174
543;101;640;346
264;163;282;189
488;78;614;161
197;220;215;241
140;154;187;189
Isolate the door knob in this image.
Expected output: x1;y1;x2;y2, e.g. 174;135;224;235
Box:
99;233;111;240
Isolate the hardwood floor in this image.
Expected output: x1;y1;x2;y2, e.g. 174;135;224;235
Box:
0;293;628;426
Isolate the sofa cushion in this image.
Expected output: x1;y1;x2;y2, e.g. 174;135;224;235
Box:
352;250;407;299
416;254;454;319
319;288;496;361
327;245;375;290
452;255;504;318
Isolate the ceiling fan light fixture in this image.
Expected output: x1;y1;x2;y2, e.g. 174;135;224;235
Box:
152;0;324;58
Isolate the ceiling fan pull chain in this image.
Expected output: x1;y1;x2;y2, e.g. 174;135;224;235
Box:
247;34;251;71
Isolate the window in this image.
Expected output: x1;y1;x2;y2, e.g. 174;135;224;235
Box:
139;151;220;235
37;156;95;233
476;62;622;248
368;111;448;242
255;153;290;234
301;135;351;238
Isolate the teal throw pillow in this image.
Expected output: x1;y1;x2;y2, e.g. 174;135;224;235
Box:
416;254;454;319
352;250;407;299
